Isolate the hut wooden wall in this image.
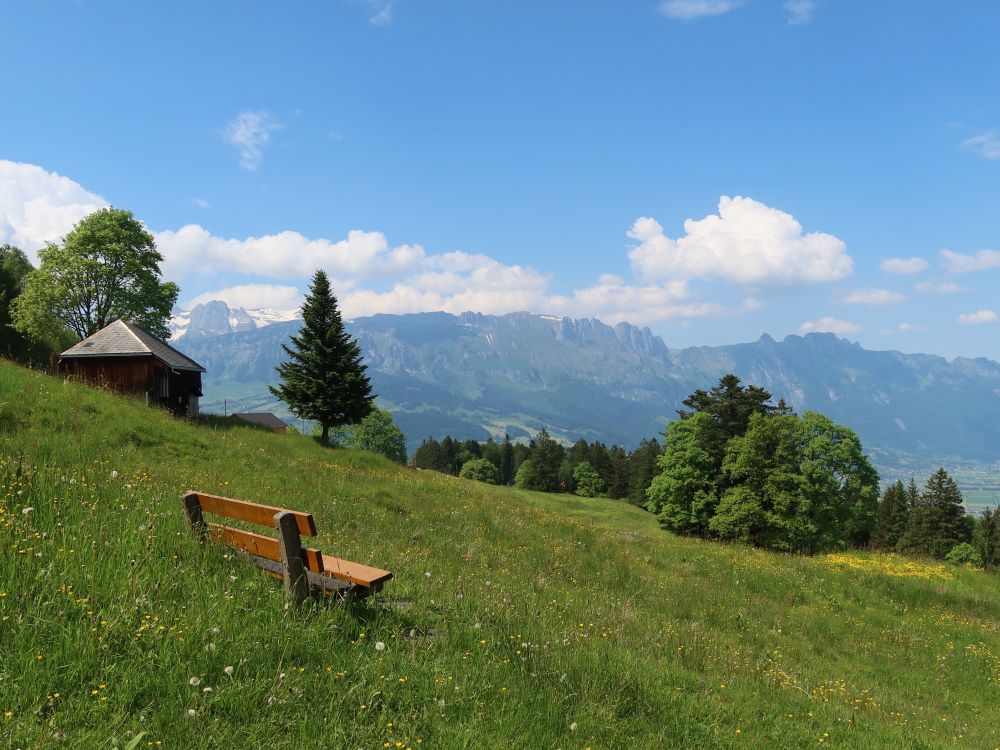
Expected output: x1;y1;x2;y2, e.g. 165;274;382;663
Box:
61;357;157;395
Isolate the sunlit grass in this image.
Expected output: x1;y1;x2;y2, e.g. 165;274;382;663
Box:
1;360;999;748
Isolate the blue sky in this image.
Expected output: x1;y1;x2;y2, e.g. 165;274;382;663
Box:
2;0;1000;358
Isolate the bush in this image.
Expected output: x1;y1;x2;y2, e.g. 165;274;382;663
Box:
572;461;605;497
459;458;499;484
944;542;983;567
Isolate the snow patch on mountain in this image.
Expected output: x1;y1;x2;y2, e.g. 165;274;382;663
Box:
169;300;300;340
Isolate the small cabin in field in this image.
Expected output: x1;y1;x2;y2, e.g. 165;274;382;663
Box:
59;320;205;417
233;412;288;433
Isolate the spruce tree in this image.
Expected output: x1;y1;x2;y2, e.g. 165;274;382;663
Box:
923;468;970;558
269;269;373;443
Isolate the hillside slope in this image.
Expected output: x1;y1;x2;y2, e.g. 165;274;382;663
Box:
1;361;999;748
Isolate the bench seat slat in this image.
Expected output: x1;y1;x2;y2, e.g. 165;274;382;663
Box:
235;552;354;595
321;553;393;588
208;523;324;573
195;491;317;537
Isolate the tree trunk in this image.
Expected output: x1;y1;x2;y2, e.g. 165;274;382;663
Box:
321;423;330;444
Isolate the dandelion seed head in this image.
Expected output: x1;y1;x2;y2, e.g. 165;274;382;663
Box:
375;641;386;652
188;676;201;687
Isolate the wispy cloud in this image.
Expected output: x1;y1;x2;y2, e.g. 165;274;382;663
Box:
784;0;816;25
360;0;394;25
962;130;1000;160
193;198;210;209
941;248;1000;273
916;280;966;294
880;256;928;275
958;309;998;325
798;316;860;335
224;111;283;171
659;0;744;21
842;288;905;306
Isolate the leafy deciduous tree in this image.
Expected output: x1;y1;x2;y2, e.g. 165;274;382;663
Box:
331;406;406;462
460;457;500;484
12;208;178;342
572;461;605;497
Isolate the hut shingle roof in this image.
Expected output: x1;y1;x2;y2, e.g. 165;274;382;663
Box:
60;320;205;372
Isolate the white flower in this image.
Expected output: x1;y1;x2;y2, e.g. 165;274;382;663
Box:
473;622;481;630
570;722;578;732
110;470;118;479
375;641;386;652
186;709;197;718
205;643;216;652
188;676;201;687
424;571;431;578
223;666;234;677
21;507;33;516
202;687;212;693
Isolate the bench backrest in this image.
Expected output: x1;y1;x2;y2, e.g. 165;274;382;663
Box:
182;490;326;574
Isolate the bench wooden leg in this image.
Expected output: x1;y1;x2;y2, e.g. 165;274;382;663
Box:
182;492;207;539
274;511;310;607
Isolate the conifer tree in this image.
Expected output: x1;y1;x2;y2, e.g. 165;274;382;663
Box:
923;468;971;558
269;269;373;443
974;507;999;571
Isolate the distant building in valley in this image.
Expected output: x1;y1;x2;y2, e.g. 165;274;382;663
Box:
59;319;205;417
232;412;288;433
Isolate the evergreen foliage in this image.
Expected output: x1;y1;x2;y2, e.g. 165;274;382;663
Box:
973;508;999;571
514;429;564;492
898;468;972;559
11;208;178;342
269;269;373;443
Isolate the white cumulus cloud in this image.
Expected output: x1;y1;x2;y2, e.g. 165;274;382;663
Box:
880;256;928;275
842;288;905;305
628;196;852;286
784;0;816;25
225;111;282;170
941;248;1000;273
0;160;108;261
798;316;860;335
659;0;744;20
155;225;426;281
958;309;998;325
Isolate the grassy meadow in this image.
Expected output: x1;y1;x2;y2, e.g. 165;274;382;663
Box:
1;360;999;749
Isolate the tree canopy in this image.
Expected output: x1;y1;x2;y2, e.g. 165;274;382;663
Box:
330;406;406;462
11;208;178;342
269;269;373;443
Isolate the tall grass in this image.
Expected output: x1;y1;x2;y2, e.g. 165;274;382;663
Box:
1;361;998;748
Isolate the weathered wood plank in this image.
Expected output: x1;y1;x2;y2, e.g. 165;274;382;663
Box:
193;491;317;536
321;554;393;588
207;523;324;572
275;511;310;606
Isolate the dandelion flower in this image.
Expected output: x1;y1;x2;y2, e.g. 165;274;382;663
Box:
111;470;119;479
21;507;33;516
570;722;578;731
375;641;386;652
188;676;201;687
223;666;234;677
186;709;197;718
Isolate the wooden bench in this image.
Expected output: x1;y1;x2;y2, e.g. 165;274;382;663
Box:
181;490;392;605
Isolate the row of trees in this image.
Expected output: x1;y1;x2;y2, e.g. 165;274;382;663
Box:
873;473;999;568
412;431;663;504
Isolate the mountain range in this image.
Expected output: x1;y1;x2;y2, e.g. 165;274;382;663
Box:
172;301;1000;472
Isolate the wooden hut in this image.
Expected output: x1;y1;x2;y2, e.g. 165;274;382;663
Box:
59;320;205;417
233;412;288;433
